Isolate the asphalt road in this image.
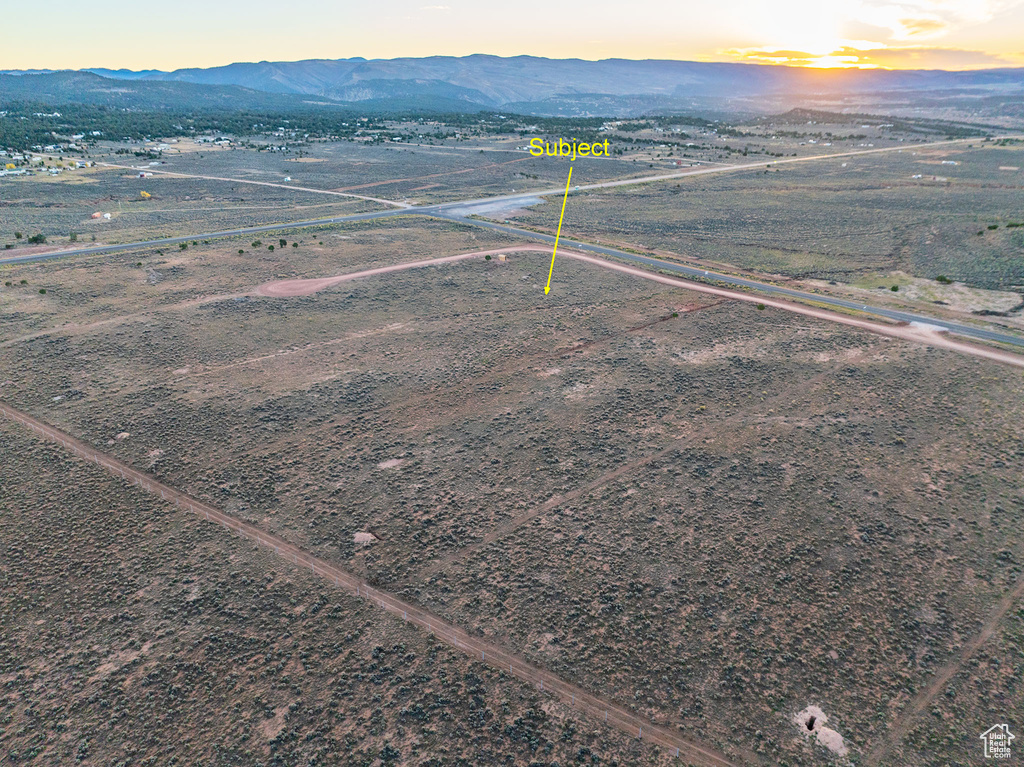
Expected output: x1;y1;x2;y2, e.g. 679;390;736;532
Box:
4;135;1023;351
0;209;406;265
441;214;1024;349
4;134;1005;268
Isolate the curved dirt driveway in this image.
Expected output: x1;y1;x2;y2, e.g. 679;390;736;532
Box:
256;247;530;296
256;244;1024;369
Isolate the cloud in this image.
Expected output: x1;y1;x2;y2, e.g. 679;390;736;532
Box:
847;0;1024;42
419;4;450;10
846;45;1018;67
723;43;1019;69
897;16;950;36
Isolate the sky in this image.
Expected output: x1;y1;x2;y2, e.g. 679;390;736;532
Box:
3;0;1023;71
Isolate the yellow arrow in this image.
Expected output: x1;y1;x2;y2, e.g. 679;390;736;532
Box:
544;165;573;295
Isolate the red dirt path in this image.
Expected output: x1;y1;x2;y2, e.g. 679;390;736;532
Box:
255;245;1024;369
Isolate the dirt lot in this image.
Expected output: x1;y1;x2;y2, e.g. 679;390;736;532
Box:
0;165;384;250
501;143;1024;292
2;216;1022;765
0;421;663;766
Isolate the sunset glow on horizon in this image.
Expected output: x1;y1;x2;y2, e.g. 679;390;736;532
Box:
2;0;1022;71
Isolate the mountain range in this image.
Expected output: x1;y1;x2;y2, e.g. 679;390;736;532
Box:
4;55;1024;117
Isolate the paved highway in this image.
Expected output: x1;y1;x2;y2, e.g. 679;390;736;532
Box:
5;134;1009;268
4;135;1022;351
437;214;1024;350
0;209;407;265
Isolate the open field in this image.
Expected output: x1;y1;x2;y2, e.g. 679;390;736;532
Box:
886;605;1024;766
0;420;665;766
2;216;1022;764
0;217;515;340
0;166;385;250
503;142;1024;292
2;121;934;255
97;139;649;206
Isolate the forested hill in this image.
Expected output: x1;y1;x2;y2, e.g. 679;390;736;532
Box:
0;71;322;111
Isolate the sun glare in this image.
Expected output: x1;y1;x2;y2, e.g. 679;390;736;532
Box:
805;53;872;68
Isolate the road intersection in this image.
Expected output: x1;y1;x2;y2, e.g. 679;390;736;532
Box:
4;136;1023;353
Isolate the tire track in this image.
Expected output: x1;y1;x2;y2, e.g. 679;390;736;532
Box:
96;162;411;209
0;400;736;767
398;356;844;588
864;572;1024;765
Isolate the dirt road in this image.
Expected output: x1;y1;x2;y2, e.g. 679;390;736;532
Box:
0;401;736;767
256;244;1024;369
864;570;1024;765
96;162;412;209
256;247;530;296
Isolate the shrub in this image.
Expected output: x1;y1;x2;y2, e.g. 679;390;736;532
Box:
19;279;27;284
987;224;999;230
39;288;46;294
238;249;244;255
252;240;262;247
14;232;22;239
756;303;766;310
27;233;46;244
485;255;491;260
69;232;78;242
4;281;11;287
891;285;899;292
936;275;953;284
279;239;287;247
292;242;298;248
268;245;275;251
672;312;679;318
179;243;187;250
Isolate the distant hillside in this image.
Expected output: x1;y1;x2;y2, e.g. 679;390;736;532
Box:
4;57;1024;118
87;55;1024;105
0;71;327;111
